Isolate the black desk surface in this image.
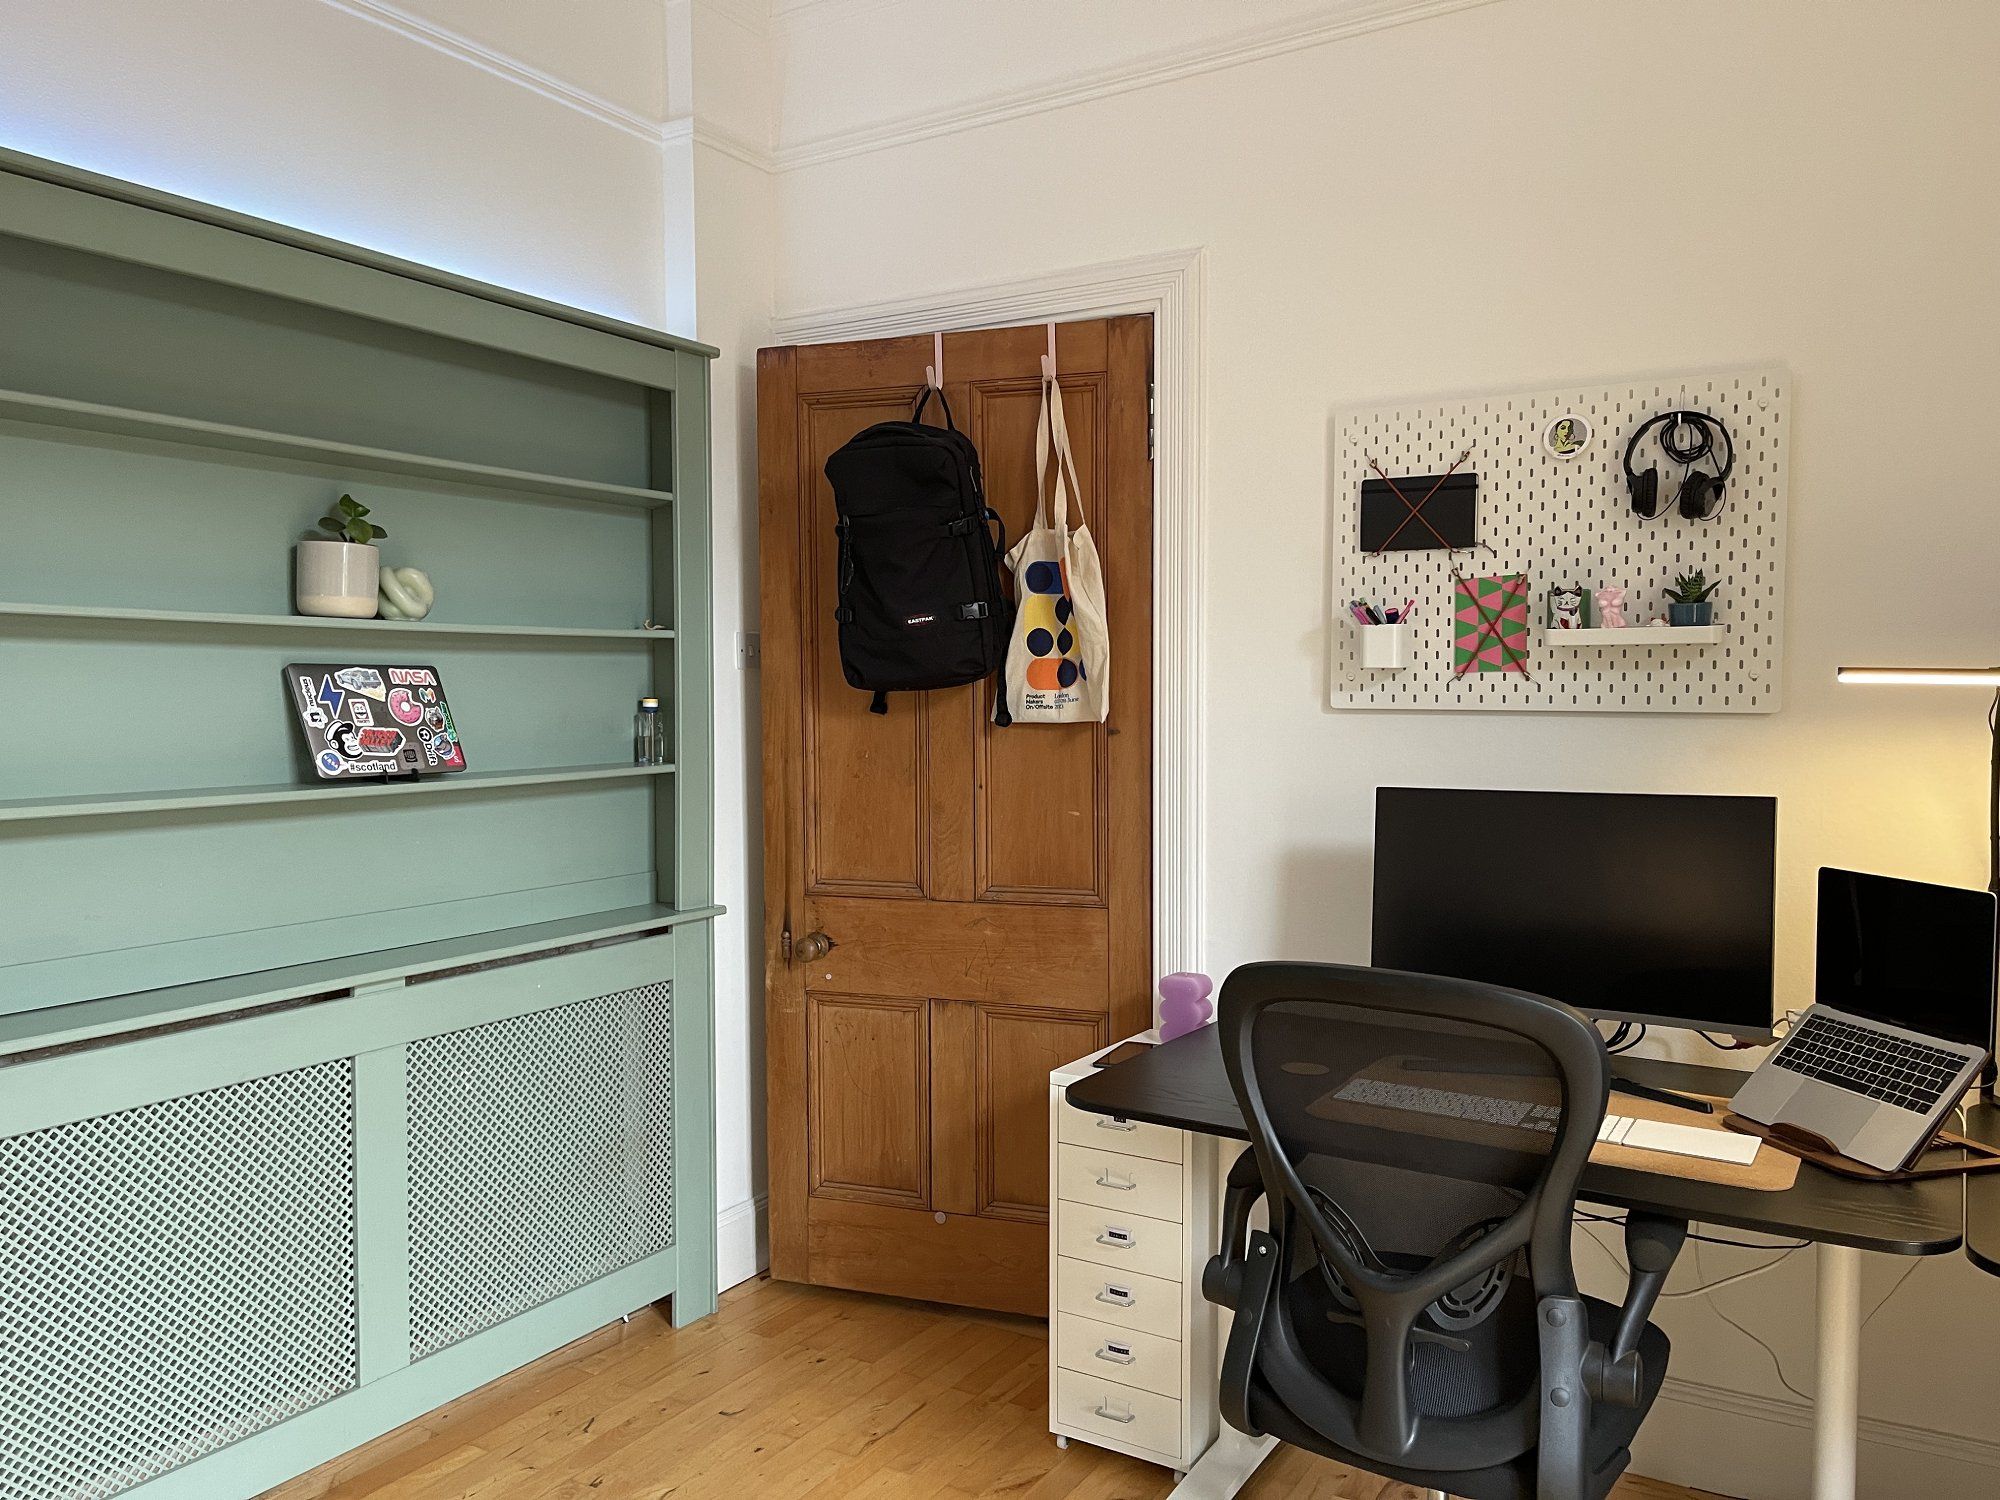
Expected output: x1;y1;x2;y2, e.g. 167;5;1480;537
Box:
1065;1026;1967;1257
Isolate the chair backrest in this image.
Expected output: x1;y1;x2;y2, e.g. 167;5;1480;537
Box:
1215;960;1608;1471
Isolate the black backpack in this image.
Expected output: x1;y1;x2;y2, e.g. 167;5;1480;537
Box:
823;388;1014;717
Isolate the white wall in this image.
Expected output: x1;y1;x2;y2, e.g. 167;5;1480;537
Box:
768;0;2000;1493
0;0;675;325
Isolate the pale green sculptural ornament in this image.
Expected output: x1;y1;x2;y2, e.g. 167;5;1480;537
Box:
378;566;435;621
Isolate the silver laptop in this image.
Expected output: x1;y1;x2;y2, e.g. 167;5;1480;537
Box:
1732;869;1996;1173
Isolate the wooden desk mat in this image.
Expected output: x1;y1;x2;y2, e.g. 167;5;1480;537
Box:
1598;1089;1799;1192
1301;1061;1800;1193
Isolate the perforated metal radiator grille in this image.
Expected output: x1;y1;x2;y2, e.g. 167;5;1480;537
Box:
0;1063;360;1500
407;981;673;1359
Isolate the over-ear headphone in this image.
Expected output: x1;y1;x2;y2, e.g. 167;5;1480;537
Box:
1623;409;1734;521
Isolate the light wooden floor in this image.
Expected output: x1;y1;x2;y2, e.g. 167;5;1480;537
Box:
263;1276;1722;1500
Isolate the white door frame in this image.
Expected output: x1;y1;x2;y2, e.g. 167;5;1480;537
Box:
772;247;1209;996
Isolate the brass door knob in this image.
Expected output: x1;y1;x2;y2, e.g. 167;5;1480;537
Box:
796;930;835;962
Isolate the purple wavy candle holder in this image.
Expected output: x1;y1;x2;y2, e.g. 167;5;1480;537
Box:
1157;971;1214;1042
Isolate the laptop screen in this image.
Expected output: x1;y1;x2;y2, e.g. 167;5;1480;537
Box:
1815;868;1998;1050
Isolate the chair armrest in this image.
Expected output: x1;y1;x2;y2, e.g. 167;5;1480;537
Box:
1201;1150;1268;1310
1216;1228;1281;1437
1611;1212;1687;1364
1582;1211;1688;1408
1537;1294;1594;1500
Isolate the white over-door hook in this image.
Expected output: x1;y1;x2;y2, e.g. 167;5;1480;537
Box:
926;331;943;390
1042;321;1056;381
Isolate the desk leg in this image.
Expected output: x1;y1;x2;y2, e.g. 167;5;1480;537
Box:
1168;1426;1278;1499
1813;1243;1861;1500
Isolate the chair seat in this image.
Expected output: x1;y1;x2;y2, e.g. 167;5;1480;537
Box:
1244;1296;1669;1500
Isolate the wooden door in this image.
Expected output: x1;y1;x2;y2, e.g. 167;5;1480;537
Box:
759;316;1153;1315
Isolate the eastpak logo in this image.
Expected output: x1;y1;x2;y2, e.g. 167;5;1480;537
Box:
904;613;936;626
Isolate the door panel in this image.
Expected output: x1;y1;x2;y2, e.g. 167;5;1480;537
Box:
802;896;1109;1010
805;396;929;897
807;993;929;1208
762;316;1153;1314
979;1005;1106;1219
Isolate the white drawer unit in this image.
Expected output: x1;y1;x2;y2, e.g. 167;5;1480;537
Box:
1054;1205;1186;1283
1057;1099;1186;1164
1049;1032;1226;1478
1057;1143;1185;1222
1054;1367;1184;1463
1056;1313;1184;1399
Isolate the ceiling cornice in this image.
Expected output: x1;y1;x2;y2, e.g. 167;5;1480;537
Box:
316;0;1500;176
767;0;1504;170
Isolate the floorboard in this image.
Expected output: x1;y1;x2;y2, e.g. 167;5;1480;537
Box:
258;1276;1729;1500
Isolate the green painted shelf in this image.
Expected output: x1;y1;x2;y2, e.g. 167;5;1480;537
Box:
0;386;675;510
0;761;675;824
0;599;667;643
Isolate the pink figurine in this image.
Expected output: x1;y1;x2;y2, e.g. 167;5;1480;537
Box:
1593;587;1627;628
1158;971;1215;1041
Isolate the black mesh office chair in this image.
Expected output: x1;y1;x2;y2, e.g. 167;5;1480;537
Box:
1201;962;1688;1500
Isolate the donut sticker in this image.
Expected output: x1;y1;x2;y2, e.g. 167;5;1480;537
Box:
388;688;424;725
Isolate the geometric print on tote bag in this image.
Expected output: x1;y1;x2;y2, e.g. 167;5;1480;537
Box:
1020;558;1086;692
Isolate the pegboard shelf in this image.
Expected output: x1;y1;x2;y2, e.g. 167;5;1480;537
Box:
1542;626;1723;648
1331;365;1788;714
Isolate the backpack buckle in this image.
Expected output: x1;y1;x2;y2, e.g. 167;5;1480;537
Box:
958;602;990;621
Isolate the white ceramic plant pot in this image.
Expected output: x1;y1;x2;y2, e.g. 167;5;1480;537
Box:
296;539;381;618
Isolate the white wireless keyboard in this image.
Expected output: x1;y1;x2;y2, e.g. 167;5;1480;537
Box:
1597;1114;1761;1166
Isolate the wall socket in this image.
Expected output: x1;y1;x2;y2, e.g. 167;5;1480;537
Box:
736;631;761;669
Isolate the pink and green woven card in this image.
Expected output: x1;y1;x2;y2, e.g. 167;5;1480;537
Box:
1453;573;1530;674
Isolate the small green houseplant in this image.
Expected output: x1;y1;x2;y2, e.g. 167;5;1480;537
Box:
296;494;387;619
1665;570;1720;627
312;494;388;547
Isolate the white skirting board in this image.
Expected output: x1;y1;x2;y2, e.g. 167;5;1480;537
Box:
1330;365;1789;713
1631;1375;2000;1500
717;1194;769;1291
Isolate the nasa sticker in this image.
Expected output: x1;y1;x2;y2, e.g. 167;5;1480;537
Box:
1543;413;1592;459
317;749;345;776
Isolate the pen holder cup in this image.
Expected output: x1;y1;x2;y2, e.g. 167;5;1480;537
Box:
1358;621;1412;670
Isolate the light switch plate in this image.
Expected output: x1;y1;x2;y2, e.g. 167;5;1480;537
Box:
736;631;761;669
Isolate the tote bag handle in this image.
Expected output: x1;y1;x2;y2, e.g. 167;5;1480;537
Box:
1035;374;1088;534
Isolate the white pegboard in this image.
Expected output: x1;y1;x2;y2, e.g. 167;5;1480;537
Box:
1330;365;1788;713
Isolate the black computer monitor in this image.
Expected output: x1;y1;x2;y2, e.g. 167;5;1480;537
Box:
1815;867;1997;1051
1371;787;1778;1039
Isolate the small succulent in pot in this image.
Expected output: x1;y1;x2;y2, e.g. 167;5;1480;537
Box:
1665;570;1720;627
296;494;387;619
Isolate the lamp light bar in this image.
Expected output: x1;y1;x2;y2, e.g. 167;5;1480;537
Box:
1836;666;2000;687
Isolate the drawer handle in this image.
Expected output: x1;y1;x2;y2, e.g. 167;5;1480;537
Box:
1097;1116;1138;1133
1095;1169;1137;1191
1093;1401;1138;1424
1096;1342;1136;1366
1096;1284;1136;1308
1095;1227;1136;1250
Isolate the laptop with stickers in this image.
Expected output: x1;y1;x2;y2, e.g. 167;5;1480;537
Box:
285;663;467;780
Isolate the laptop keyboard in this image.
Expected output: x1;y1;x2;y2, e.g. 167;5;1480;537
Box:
1771;1013;1967;1113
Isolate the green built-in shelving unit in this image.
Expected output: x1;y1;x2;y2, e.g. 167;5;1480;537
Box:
0;148;719;1500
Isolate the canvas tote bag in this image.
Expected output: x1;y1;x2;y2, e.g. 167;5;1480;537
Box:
1000;373;1110;723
